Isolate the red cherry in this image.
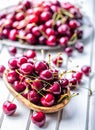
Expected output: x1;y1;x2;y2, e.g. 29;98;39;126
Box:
8;58;18;69
17;56;27;67
0;65;5;78
31;111;46;127
39;36;46;45
15;12;24;21
41;93;55;107
28;90;40;104
75;42;84;53
32;26;41;37
28;14;38;23
26;33;36;45
81;65;91;76
45;28;55;36
59;37;68;47
40;11;52;22
40;70;53;81
62;2;74;10
2;29;9;38
52;56;63;67
35;61;48;74
32;78;43;90
7;70;18;83
8;29;18;41
60;78;69;88
64;47;73;57
72;71;83;82
3;101;17;116
49;81;61;95
58;24;69;35
69;78;77;89
20;63;34;75
46;35;57;46
45;19;53;28
33;7;42;16
8;46;17;56
24;50;36;59
69;20;80;29
13;81;26;93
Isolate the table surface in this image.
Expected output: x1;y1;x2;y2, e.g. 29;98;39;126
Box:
0;0;95;130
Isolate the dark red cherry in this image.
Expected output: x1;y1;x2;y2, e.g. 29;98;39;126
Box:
64;47;73;56
39;36;46;45
40;70;53;81
28;14;38;23
60;78;69;88
3;101;17;116
51;69;59;80
45;28;55;36
28;90;40;104
46;35;57;46
59;37;68;47
21;0;32;9
40;11;52;22
7;70;18;83
0;65;5;78
32;78;43;90
24;50;36;59
52;56;63;67
8;46;17;56
32;26;41;37
13;81;26;93
2;29;9;38
8;58;18;69
69;20;80;29
81;65;91;76
72;71;83;82
17;56;27;67
69;78;77;89
49;81;61;95
8;29;18;41
20;63;34;75
33;7;42;16
62;2;74;10
58;24;69;35
31;111;46;127
45;19;53;28
75;42;84;53
15;12;24;21
26;33;36;45
35;61;48;74
25;23;35;33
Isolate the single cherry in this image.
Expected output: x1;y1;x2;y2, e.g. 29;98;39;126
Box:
64;47;73;57
24;50;36;59
0;65;5;78
40;70;53;81
75;42;84;53
8;46;17;56
81;65;91;76
52;55;63;67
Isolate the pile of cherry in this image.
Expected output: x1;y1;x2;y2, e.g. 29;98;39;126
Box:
0;0;83;48
0;49;91;127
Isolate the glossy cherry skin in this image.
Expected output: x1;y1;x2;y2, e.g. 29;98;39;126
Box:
24;50;36;59
41;93;55;107
62;2;74;10
26;33;36;45
13;81;26;93
72;71;83;82
52;56;63;67
81;65;91;76
17;56;27;67
59;37;68;47
32;26;41;37
15;12;24;21
8;58;18;69
65;47;73;57
28;14;38;23
46;35;57;46
40;70;53;81
7;70;18;83
69;20;80;29
8;46;17;56
31;111;46;127
75;42;84;53
49;81;61;95
40;11;52;22
32;78;43;90
39;36;46;45
3;101;17;116
58;24;69;35
0;65;5;77
45;28;55;36
60;78;69;88
20;63;34;75
69;78;77;89
8;29;18;41
28;90;40;104
35;61;48;74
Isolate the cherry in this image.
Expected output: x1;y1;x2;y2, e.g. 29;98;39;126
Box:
60;78;69;88
8;29;18;41
51;0;60;6
45;28;55;36
8;58;18;69
32;26;41;37
28;14;38;23
69;20;80;29
35;61;48;74
69;78;77;89
8;46;17;56
13;81;26;93
75;42;84;53
7;70;18;83
46;35;57;46
0;65;5;78
24;50;36;59
41;93;55;107
40;11;52;22
17;56;27;67
12;21;19;28
25;23;35;33
62;2;74;10
4;19;13;29
20;63;34;75
49;81;61;95
3;101;17;116
51;69;59;80
64;47;73;57
32;78;43;90
15;12;24;21
58;24;69;35
52;56;63;67
45;19;53;28
28;90;40;104
31;111;46;127
72;71;83;82
17;20;27;29
6;13;15;21
39;36;46;45
33;7;42;16
2;29;9;38
21;0;32;9
81;65;91;76
26;33;36;45
77;30;83;39
59;37;68;47
39;25;46;32
40;70;53;81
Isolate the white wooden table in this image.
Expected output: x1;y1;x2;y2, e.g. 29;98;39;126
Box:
0;0;95;130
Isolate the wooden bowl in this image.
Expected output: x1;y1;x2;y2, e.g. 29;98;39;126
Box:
3;70;70;113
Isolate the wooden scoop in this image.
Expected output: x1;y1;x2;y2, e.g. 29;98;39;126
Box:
3;69;70;113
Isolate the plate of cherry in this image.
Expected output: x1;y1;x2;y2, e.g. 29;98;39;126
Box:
0;0;93;50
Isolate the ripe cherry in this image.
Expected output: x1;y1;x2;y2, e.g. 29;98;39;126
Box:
26;33;36;45
59;37;68;47
52;56;63;67
24;50;36;59
7;70;18;83
0;65;5;78
8;46;17;56
40;11;52;22
64;47;73;57
28;14;38;23
72;71;83;82
60;78;69;88
69;78;77;89
32;78;43;90
8;58;18;69
40;70;53;81
15;12;24;21
41;93;55;107
31;111;46;127
3;101;17;116
17;56;27;67
46;35;57;46
81;65;91;76
8;29;18;41
75;42;84;53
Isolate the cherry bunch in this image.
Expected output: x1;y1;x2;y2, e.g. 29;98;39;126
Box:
0;0;83;48
2;49;91;127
